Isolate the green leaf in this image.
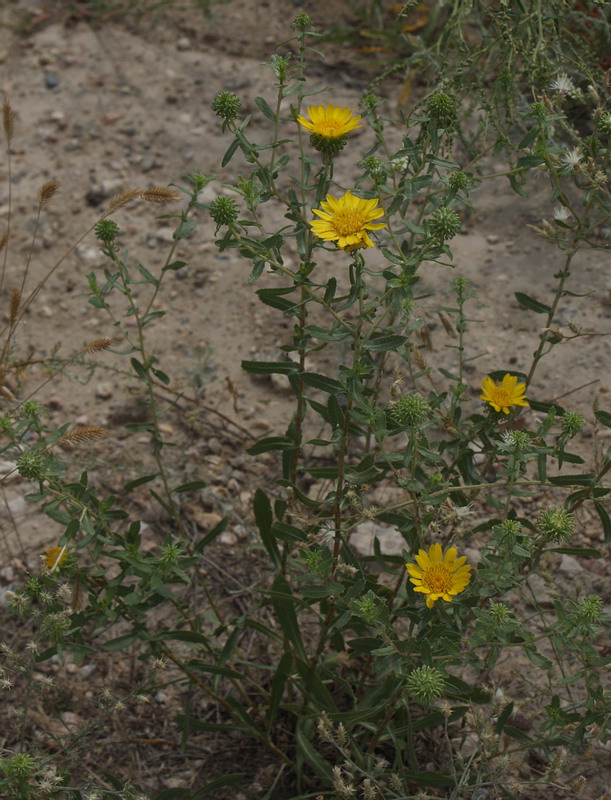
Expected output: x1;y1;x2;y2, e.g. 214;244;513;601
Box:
595;409;611;429
593;500;611;543
157;630;209;645
100;633;138;651
174;219;197;240
184;660;244;679
298;371;343;394
162;260;187;272
247;436;297;455
172;480;206;493
192;774;246;798
255;95;276;121
241;359;299;375
271;574;306;660
130;357;148;380
268;652;292;731
220;138;239;167
151;367;170;385
296;722;333;781
549;474;595;487
514;292;552;314
551;547;602;558
254;488;280;568
363;333;407;352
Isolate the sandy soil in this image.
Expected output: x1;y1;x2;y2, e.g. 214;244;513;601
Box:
0;1;609;797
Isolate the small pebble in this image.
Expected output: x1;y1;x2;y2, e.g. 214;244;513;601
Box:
44;73;59;89
486;234;499;244
95;382;113;400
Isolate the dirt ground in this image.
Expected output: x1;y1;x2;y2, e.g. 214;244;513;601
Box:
0;1;609;797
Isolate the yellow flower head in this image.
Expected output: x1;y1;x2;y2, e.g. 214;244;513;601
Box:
310;190;386;251
406;543;471;609
480;373;529;415
44;546;68;570
296;103;362;140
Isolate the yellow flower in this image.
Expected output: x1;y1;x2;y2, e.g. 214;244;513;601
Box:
44;546;67;569
296;103;362;139
310;190;386;251
480;373;529;414
406;543;471;609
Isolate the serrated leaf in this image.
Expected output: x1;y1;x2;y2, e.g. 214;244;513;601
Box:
298;371;343;394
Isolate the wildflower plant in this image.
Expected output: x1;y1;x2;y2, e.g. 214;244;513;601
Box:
1;4;610;800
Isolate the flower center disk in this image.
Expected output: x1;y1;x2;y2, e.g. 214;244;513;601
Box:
333;209;366;236
423;565;453;594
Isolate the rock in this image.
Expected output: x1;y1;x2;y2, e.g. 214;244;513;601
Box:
176;37;191;51
44;73;59;89
558;554;583;575
350;521;406;557
486;234;499;244
219;530;238;545
95;382;113;400
524;574;555;608
207;437;222;455
156;226;175;243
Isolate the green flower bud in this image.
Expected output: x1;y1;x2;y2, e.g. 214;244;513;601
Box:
309;132;347;155
488;601;514;624
449;171;469;191
361;93;381;112
1;753;36;781
574;594;603;624
209;196;239;230
429;207;461;240
351;590;381;625
405;665;445;703
537;506;575;542
94;219;120;244
16;450;44;481
500;429;530;452
292;12;313;30
361;155;387;184
529;101;548;121
561;411;585;438
427;92;455;127
40;610;71;643
597;111;611;139
19;400;42;420
212;91;241;122
389;393;431;428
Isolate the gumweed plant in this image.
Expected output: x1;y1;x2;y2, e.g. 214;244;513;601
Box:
1;5;610;800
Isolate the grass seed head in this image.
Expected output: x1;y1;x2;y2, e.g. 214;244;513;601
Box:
38;180;60;208
3;98;14;144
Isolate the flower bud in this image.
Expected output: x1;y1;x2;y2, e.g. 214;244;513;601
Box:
449;171;469;191
537;506;575;542
389;392;431;428
94;219;120;244
212;91;241;122
561;411;585;438
429;207;461;240
209;196;239;230
16;451;44;481
405;665;445;703
292;12;313;30
427;92;455;127
361;155;387;184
